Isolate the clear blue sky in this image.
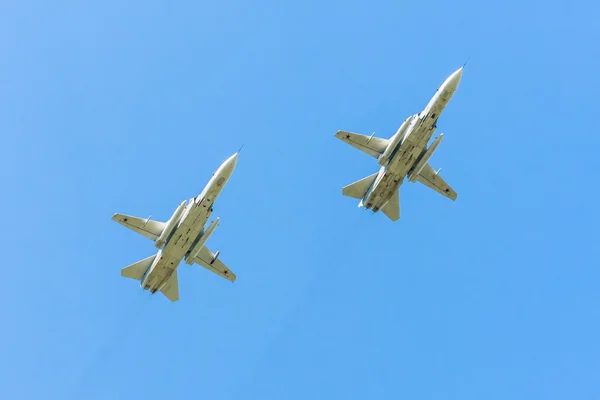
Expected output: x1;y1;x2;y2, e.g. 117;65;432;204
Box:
2;1;599;399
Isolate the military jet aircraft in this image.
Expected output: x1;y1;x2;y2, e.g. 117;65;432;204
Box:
335;67;463;221
112;153;239;301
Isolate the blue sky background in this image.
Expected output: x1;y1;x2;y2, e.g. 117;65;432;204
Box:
2;0;600;399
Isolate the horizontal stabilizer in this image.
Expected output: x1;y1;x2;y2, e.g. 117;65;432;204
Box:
160;270;179;302
381;190;400;221
416;163;457;201
342;172;378;200
192;246;236;282
121;254;156;281
112;214;166;241
335;130;388;159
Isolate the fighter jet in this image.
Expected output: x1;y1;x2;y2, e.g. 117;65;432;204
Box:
112;153;239;302
334;67;463;221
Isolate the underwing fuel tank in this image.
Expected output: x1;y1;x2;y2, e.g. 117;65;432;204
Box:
377;116;414;166
185;217;219;264
408;134;443;182
154;200;187;249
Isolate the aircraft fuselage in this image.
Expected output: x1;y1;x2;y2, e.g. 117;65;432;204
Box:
140;154;237;294
360;68;462;212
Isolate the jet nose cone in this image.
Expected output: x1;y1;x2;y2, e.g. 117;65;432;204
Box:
221;151;237;163
440;67;463;98
456;66;463;78
227;152;239;167
449;67;463;86
220;152;238;175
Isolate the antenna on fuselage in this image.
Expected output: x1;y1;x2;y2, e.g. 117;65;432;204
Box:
143;215;152;227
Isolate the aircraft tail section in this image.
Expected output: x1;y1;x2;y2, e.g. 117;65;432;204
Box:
342;172;378;200
121;254;156;280
381;190;400;221
160;270;179;302
112;214;166;241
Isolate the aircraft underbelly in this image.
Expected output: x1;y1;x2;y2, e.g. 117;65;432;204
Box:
142;198;211;293
365;170;402;210
395;124;434;171
143;255;179;292
365;124;435;211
